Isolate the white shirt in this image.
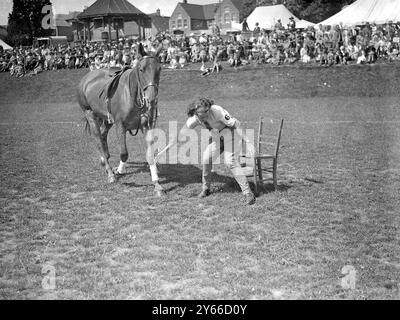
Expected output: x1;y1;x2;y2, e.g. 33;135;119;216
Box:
186;105;237;131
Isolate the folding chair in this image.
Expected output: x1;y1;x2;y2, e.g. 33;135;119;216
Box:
240;117;284;194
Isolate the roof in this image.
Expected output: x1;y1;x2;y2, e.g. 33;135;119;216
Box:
203;3;219;20
78;0;146;19
230;0;244;11
149;14;170;31
55;14;73;27
0;38;12;50
65;11;82;22
246;4;299;30
319;0;400;26
179;2;219;20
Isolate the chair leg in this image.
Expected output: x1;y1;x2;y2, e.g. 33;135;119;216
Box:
257;159;263;193
273;158;277;191
253;158;258;196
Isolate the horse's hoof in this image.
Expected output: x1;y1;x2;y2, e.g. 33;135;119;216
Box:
108;175;117;184
155;189;166;198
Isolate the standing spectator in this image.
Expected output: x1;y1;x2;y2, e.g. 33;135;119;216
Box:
275;19;283;31
242;18;250;32
253;22;261;39
288;17;296;31
315;24;324;45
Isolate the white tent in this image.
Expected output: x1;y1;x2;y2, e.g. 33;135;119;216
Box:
319;0;400;26
296;19;315;29
230;21;243;32
0;39;13;50
246;4;300;30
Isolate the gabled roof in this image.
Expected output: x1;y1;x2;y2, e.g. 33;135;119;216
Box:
64;11;82;22
78;0;146;19
55;13;76;27
179;2;219;20
230;0;244;11
149;14;170;31
203;3;220;20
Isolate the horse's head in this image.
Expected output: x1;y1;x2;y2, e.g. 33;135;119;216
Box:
135;43;162;129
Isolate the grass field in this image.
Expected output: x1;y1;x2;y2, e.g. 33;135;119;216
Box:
0;62;399;300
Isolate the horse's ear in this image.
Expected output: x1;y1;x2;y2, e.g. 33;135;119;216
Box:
137;42;146;58
155;44;163;58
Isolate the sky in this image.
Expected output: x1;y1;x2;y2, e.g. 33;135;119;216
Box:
0;0;220;25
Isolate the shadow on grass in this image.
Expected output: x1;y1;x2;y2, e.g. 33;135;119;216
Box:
122;161;292;196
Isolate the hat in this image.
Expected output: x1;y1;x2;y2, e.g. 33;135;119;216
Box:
190;33;195;37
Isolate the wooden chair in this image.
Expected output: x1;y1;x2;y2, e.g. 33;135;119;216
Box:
240;117;284;194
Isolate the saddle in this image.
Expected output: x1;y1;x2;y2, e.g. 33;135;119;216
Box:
99;66;131;124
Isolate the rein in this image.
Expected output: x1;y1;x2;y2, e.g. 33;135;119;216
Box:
129;56;160;136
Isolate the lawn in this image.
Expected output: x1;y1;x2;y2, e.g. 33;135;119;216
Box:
0;62;399;299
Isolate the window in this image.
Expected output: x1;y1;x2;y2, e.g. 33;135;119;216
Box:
177;13;182;28
184;19;188;28
171;21;176;29
224;13;230;25
231;13;237;22
224;7;230;25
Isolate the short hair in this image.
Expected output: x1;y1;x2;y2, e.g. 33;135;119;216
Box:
187;97;214;117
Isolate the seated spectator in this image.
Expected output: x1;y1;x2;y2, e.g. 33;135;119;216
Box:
357;49;367;64
300;45;311;63
229;50;241;67
327;49;335;66
367;47;376;63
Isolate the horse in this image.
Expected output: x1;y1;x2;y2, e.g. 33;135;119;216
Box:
77;43;165;197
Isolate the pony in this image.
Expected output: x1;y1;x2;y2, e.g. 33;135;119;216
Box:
77;43;165;197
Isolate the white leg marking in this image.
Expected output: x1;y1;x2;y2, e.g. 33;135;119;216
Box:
117;161;127;174
150;164;159;182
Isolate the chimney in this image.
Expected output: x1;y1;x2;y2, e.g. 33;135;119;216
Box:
183;0;188;3
156;8;160;16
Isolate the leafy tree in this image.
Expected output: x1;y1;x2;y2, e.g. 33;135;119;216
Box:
7;0;53;46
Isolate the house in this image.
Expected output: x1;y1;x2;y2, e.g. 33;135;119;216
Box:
169;0;220;36
54;13;78;41
145;9;170;39
214;0;244;33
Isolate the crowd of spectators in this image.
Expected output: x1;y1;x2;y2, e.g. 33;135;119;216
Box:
1;19;400;77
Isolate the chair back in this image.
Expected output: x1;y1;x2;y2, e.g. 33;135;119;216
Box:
257;117;284;158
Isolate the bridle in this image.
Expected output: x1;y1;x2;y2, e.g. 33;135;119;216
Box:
130;55;160;136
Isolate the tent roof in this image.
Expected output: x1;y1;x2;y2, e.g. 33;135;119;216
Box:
297;19;315;29
0;39;13;50
319;0;400;26
246;5;299;30
78;0;147;19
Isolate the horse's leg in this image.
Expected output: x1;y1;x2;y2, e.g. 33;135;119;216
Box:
100;121;113;166
144;128;165;197
115;121;128;175
85;110;116;183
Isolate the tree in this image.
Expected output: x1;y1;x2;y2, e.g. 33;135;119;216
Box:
240;0;357;24
300;0;356;23
7;0;53;46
